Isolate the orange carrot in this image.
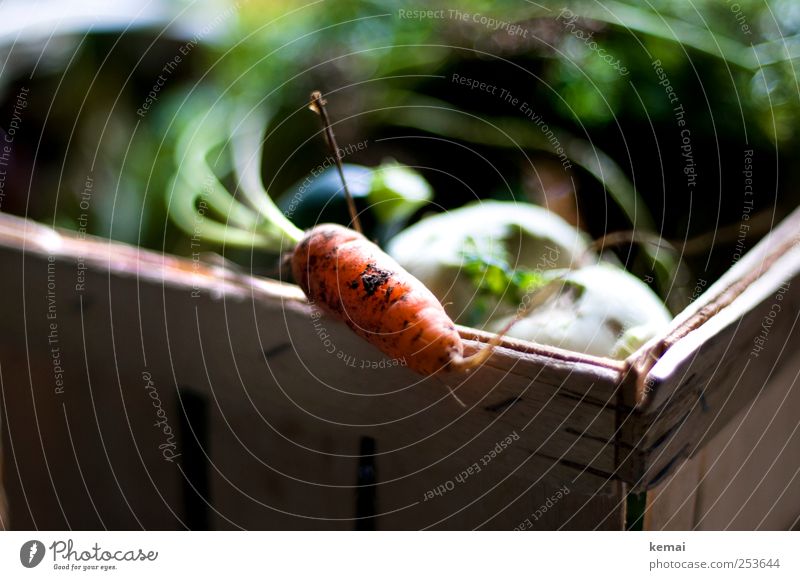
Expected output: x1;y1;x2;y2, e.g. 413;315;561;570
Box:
169;90;506;379
297;91;506;378
292;224;467;375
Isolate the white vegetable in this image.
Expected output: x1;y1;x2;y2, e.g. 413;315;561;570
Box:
387;200;591;322
388;200;672;359
487;264;672;358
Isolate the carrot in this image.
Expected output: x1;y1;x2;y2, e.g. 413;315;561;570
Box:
300;91;488;376
292;223;468;375
169;90;502;381
301;91;511;378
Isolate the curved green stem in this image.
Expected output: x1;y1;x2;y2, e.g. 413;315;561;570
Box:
167;99;303;251
229;104;304;243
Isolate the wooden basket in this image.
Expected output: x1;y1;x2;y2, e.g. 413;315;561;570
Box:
0;208;798;530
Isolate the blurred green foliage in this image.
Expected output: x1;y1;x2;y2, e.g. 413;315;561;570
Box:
1;0;797;290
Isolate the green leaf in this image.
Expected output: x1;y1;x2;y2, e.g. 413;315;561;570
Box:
367;161;433;224
460;238;553;310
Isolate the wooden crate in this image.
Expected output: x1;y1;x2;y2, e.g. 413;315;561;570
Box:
0;208;798;530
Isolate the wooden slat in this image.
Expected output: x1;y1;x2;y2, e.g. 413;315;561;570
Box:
0;242;186;529
0;213;624;529
626;205;800;408
645;348;800;529
627;247;800;488
3;205;799;527
619;207;800;489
